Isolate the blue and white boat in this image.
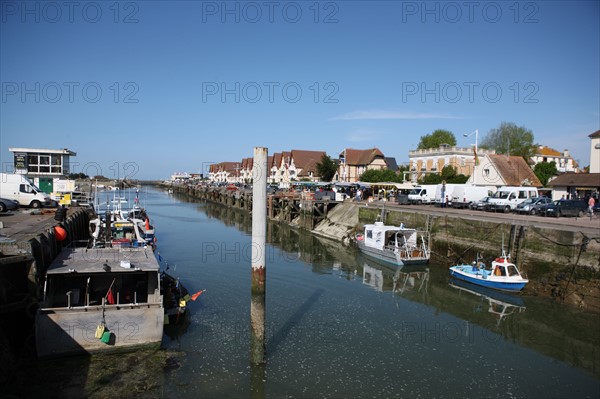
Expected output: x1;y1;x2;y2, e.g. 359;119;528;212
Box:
449;252;528;292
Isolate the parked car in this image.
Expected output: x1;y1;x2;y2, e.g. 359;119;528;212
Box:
469;196;492;211
0;197;20;213
515;197;553;215
539;199;588;217
486;186;539;213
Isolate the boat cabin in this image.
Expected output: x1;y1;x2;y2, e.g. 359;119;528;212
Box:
492;259;521;277
41;247;161;308
363;221;418;251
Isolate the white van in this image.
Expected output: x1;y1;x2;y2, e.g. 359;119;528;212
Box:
0;173;52;208
434;183;460;207
408;184;437;204
451;185;496;209
487;186;539;212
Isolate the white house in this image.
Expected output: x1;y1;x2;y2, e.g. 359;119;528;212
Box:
530;146;577;173
590;130;600;174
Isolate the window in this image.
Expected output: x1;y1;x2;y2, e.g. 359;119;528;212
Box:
507;266;519;276
518;191;527;199
20;184;33;193
25;153;64;175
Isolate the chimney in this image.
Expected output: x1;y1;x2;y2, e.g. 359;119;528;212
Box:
563;149;570;158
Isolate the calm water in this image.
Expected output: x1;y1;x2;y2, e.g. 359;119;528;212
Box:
141;188;598;398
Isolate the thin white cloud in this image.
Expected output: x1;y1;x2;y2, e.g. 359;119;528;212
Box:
331;110;467;121
345;129;380;142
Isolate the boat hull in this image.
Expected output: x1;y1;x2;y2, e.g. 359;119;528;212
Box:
357;241;429;267
36;305;164;358
449;266;527;292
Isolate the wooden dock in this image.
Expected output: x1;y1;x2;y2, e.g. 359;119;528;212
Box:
167;185;342;230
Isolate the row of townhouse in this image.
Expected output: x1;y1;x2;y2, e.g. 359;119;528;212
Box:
207;148;395;185
203;130;597;188
208;150;327;185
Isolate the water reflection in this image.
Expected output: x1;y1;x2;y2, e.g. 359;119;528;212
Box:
448;278;526;326
361;260;430;297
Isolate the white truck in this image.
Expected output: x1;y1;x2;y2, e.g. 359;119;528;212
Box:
434;183;461;207
451;185;496;209
0;173;52;208
486;186;539;213
408;185;437;204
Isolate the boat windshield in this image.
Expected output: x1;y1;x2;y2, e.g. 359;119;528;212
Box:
507;265;520;276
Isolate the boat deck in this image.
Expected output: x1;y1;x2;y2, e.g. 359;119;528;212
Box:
47;246;160;274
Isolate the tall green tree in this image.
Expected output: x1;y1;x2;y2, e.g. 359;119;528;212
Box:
417;129;457;149
533;161;558;186
480;122;535;158
316;154;338;182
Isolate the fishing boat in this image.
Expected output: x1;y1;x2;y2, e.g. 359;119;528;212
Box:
448;252;529;292
35;246;164;357
88;190;155;249
356;221;430;267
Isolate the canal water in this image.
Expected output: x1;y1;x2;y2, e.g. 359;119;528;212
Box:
138;188;599;399
11;188;597;398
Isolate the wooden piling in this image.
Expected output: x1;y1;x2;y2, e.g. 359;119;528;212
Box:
251;147;267;365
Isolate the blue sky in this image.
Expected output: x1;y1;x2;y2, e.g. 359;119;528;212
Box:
1;1;598;180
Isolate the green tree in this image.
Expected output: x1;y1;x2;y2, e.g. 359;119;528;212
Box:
316;154;338;182
419;173;443;185
418;165;469;184
480;122;535;158
359;168;402;183
417;129;457;149
533;161;558;186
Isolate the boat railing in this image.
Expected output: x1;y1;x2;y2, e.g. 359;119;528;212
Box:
39;301;162;313
387;244;428;260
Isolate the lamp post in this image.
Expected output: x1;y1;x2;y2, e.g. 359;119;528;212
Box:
463;129;478;185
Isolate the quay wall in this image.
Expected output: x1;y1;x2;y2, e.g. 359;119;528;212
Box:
164;183;600;312
0;208;91;384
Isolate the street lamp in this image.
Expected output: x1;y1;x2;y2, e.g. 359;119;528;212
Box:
463;129;478;185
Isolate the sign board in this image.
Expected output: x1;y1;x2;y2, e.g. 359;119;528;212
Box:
14;152;27;169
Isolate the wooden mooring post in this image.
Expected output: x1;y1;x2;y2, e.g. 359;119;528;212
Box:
251;147;267;365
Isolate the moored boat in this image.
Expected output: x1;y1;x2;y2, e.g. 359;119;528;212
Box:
448;252;529;292
35;246;164;357
356;221;430;267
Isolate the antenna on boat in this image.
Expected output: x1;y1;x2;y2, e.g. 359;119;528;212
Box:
379;201;386;223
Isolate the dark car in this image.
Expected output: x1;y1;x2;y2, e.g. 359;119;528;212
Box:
540;199;588;217
0;197;20;213
469;196;491;211
515;196;552;215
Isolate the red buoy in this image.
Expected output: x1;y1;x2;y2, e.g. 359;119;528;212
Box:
54;226;67;241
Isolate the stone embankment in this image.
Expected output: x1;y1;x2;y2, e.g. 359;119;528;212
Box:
164;183;600;312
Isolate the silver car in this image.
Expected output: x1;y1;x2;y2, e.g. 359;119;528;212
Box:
515;197;552;215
